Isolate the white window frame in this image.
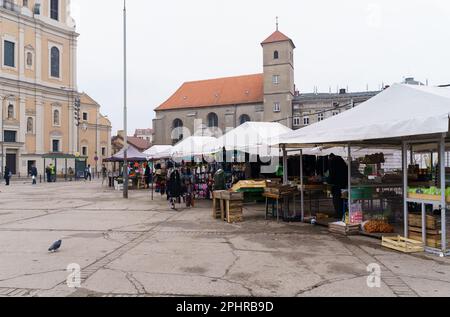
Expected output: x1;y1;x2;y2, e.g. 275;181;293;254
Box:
52;103;62;127
303;116;310;126
318;113;324;122
293;117;301;127
101;146;106;157
2;35;18;70
273;102;280;113
272;75;280;85
50;137;62;153
48;41;63;81
82;146;88;157
82;111;89;122
48;0;61;21
332;111;339;116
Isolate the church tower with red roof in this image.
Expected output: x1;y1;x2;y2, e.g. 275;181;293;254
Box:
261;21;296;126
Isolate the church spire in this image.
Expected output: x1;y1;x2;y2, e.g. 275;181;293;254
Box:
276;16;279;31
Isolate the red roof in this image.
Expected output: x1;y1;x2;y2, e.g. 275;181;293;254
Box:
127;137;151;151
261;30;295;48
155;74;264;111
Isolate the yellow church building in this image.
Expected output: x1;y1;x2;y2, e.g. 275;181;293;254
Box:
0;0;111;177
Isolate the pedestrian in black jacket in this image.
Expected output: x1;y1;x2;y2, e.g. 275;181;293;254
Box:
328;153;348;220
30;164;38;185
167;169;182;210
4;166;11;186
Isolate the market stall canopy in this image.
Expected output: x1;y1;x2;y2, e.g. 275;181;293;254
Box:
273;84;450;148
105;145;148;162
171;136;219;157
301;146;399;158
214;122;293;156
144;145;173;160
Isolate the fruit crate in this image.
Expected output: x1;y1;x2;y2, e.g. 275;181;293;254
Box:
382;236;424;253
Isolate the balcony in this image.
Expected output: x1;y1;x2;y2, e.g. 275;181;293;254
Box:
0;0;21;13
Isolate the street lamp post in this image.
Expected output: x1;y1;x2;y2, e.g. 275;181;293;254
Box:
123;0;129;199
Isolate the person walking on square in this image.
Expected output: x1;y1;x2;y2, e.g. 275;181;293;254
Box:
30;164;38;185
50;164;56;182
46;165;52;183
101;164;108;185
4;166;11;186
167;169;182;210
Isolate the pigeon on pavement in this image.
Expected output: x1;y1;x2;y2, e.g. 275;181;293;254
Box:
48;240;62;253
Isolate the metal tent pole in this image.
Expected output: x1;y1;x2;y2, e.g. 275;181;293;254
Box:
402;141;408;238
300;149;304;222
347;144;352;222
282;145;288;185
439;136;447;253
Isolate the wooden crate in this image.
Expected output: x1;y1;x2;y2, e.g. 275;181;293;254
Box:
408;193;450;203
382;236;424;253
212;191;227;219
221;191;244;201
224;199;243;223
329;223;360;236
409;231;442;249
408;214;441;230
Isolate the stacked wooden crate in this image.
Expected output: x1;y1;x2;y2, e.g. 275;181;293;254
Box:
329;222;360;236
408;214;443;249
264;184;298;196
221;191;244;223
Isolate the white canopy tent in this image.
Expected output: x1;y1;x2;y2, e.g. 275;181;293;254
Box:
171;136;218;158
144;145;173;160
272;84;450;256
275;84;450;147
214;122;293;157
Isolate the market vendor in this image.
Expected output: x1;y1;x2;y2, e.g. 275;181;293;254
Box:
328;153;348;220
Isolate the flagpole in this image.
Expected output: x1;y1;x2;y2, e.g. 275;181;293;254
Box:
123;0;129;199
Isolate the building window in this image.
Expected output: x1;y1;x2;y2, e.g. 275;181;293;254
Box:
273;102;280;113
318;113;324;122
27;117;34;133
53;109;60;126
7;104;14;119
52;139;60;152
82;112;88;121
4;40;15;68
303;116;310;126
101;147;106;157
82;146;88;157
172;119;184;143
272;75;280;85
207;113;218;128
293;117;301;127
239;114;251;125
4;130;17;143
332;111;339;116
23;0;29;8
50;46;60;78
50;0;59;21
274;51;279;59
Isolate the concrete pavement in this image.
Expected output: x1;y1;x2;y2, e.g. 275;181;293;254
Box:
0;180;449;297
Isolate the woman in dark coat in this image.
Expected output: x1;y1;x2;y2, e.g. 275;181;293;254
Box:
4;166;11;186
167;169;182;210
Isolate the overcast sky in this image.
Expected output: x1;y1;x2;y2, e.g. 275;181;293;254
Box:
72;0;450;134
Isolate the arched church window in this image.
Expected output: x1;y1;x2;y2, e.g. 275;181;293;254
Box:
274;51;279;59
239;114;251;125
207;113;218;128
